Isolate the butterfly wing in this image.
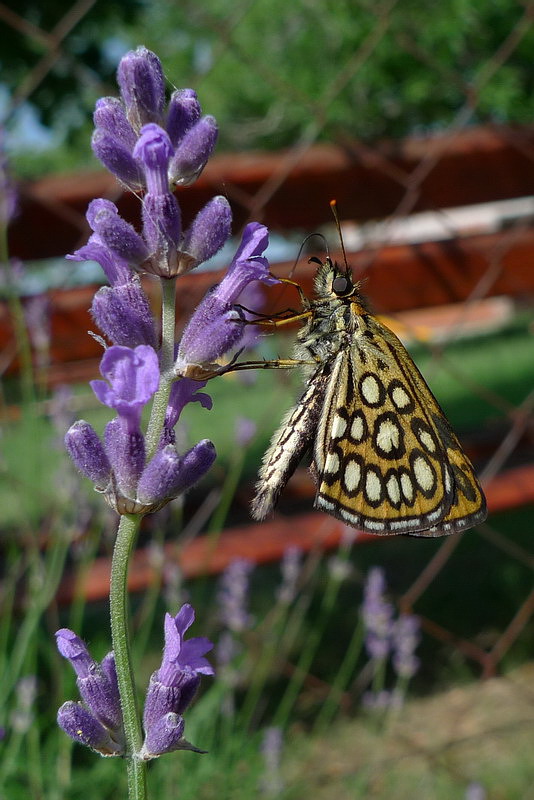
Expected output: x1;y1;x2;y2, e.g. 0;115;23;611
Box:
313;314;487;536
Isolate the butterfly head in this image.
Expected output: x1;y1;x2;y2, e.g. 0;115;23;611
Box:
309;255;358;302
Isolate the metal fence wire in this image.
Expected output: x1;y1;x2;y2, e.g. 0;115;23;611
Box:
1;0;533;780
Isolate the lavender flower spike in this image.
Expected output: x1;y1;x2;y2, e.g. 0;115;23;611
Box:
141;604;214;758
362;566;394;661
176;222;278;378
392;614;421;679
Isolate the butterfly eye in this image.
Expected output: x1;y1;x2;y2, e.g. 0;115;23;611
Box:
332;275;350;296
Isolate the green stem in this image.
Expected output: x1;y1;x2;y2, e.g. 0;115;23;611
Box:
145;277;177;458
110;514;147;800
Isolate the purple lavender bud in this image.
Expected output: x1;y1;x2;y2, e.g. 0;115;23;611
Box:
168;116;218;186
362;567;394;661
104;418;146;499
91;282;157;348
67;235;132;286
392;614;420;679
117;47;165;130
143;672;200;732
166;89;201;147
91;129;144;189
93;97;137;149
91;345;160;430
132;124;182;277
133;123;173;195
55;630;122;732
177;292;244;368
176;223;276;371
142;712;186;757
179;196;232;273
58;702;123;755
137;439;215;504
217;559;254;632
87;199;149;267
65;420;111;489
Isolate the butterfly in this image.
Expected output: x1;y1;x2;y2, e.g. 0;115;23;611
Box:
249;255;487;536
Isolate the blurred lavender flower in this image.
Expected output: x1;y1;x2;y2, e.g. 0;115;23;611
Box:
392;614;420;680
217;558;254;633
235;417;257;448
141;603;214;758
361;567;394;661
276;546;302;604
362;688;403;711
259;726;284;796
10;676;37;734
24;294;51;368
55;629;124;756
465;782;486;800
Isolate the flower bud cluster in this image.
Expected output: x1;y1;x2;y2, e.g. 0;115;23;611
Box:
56;604;213;758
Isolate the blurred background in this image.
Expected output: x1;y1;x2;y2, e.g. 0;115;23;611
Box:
0;1;533;798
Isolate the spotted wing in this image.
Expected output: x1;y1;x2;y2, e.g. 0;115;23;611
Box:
313;316;487;536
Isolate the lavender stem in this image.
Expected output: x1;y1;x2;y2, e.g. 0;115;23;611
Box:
110;513;147;799
145;276;177;459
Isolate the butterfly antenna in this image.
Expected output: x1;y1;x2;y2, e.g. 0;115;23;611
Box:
330;199;350;275
290;232;329;279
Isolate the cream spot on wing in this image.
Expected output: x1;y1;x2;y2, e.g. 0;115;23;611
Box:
317;496;335;512
361;375;381;405
325;451;340;474
400;473;414;502
391;518;421;531
413;456;435;492
386;474;401;505
419;430;437;453
444;469;452;492
365;469;382;502
343;460;361;492
331;413;347;439
376;420;400;453
366;520;386;531
391;385;411;409
350;415;365;442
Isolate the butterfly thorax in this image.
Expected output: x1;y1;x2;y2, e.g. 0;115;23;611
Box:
294;259;370;372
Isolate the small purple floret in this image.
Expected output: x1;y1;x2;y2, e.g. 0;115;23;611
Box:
91;345;160;430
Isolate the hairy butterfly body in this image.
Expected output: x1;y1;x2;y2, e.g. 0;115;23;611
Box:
251;257;487;536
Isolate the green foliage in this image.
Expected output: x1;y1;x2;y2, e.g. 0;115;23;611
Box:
5;0;534;174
